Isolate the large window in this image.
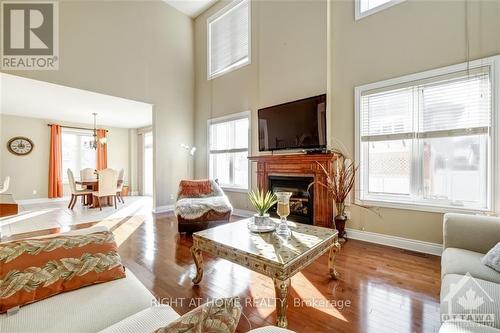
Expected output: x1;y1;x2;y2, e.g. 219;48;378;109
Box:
208;112;250;191
355;0;405;20
355;56;499;213
62;129;96;182
207;0;250;79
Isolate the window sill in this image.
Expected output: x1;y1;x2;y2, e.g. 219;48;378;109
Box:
355;198;492;215
221;187;248;194
355;0;406;20
208;58;250;80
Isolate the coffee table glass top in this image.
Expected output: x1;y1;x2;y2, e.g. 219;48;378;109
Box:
193;218;337;266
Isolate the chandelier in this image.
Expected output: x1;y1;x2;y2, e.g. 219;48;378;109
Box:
84;113;107;150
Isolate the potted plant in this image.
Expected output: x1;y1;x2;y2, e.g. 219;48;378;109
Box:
309;157;358;239
248;189;277;226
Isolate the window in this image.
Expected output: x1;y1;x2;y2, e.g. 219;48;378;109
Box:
355;56;499;213
355;0;405;20
207;0;250;79
62;129;97;182
208;112;250;190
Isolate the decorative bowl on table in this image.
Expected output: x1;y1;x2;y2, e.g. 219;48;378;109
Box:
248;214;276;233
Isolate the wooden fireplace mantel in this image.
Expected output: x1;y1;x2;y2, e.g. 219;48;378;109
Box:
248;153;339;228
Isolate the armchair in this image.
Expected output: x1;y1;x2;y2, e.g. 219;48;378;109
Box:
175;179;233;233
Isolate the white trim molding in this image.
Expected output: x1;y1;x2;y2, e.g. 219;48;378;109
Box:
232;209;254;217
153;205;174;214
17;197;70;205
346;228;443;256
355;0;405;20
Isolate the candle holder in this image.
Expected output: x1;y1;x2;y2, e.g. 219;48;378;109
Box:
275;192;292;236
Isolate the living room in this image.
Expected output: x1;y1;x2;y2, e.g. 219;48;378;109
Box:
0;0;499;332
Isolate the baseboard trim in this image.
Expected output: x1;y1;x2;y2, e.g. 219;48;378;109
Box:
130;191;139;196
345;228;443;256
153;205;174;214
17;197;70;205
232;209;254;217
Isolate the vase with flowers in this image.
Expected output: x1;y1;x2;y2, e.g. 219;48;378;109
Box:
308;157;358;240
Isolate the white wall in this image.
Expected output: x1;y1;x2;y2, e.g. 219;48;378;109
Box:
0;114;133;200
193;0;500;244
0;1;194;208
194;0;327;210
328;0;500;244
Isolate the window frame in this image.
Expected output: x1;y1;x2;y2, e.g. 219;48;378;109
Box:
355;0;406;21
354;55;500;214
207;0;251;80
207;111;251;192
61;128;97;184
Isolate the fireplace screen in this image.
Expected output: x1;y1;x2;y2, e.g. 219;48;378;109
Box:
268;175;314;225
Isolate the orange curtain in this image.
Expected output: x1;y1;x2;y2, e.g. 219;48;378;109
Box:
48;125;63;198
96;129;108;170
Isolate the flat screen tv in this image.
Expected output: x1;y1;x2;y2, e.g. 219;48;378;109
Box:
258;94;327;152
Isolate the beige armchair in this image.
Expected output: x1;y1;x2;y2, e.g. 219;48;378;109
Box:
92;168;118;211
80;168;97;181
67;170;92;210
443;213;500;254
440;213;500;332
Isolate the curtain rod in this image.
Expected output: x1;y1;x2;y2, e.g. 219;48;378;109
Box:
47;124;108;132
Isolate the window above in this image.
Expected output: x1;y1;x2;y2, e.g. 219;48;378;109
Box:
207;0;250;79
355;56;499;213
355;0;405;20
208;112;250;191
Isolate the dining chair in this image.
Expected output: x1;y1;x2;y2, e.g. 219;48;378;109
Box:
92;169;119;211
0;176;10;194
116;168;125;204
67;169;93;210
80;168;97;181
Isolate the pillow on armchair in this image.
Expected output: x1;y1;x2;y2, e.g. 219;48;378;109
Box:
154;297;242;333
178;180;213;197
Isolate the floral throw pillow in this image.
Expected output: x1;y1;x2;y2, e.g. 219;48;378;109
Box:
154;297;242;333
0;230;126;313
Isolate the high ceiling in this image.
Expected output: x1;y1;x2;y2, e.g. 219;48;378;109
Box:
0;74;153;129
164;0;218;18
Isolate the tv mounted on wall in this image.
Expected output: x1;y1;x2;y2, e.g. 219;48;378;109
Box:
258;94;327;152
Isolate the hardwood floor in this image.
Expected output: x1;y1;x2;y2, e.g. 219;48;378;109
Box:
3;212;442;333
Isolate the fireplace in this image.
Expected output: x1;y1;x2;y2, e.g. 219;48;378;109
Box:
268;176;314;225
249;153;338;227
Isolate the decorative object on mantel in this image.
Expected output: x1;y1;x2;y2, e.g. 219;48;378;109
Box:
309;157;358;241
7;137;34;155
248;189;277;233
275;191;293;236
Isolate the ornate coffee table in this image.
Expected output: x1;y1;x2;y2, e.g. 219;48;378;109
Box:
190;218;340;328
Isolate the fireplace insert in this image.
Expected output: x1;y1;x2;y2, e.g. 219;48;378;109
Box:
268;175;314;225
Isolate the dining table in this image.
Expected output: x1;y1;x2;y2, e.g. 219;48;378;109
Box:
75;179;123;208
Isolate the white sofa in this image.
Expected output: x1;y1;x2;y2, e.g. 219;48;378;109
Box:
440;213;500;333
0;227;293;333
